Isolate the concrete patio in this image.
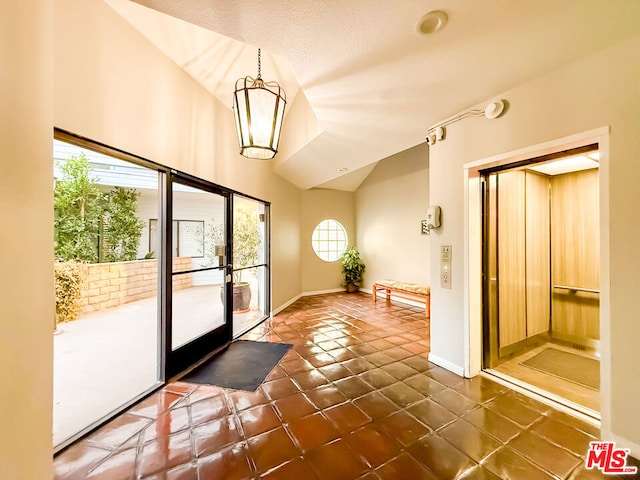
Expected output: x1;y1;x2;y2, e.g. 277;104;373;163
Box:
53;283;265;446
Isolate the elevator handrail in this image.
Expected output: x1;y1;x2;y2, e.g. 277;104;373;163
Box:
552;284;600;294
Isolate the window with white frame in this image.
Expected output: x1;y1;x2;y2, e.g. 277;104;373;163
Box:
311;219;348;262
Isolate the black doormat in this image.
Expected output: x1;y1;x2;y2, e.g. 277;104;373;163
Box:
181;340;292;391
522;347;600;390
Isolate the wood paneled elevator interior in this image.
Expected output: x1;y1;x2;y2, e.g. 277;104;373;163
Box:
482;149;601;413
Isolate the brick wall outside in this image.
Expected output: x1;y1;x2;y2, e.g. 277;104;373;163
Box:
79;257;192;315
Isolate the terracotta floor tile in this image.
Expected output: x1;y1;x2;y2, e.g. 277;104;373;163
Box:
451;376;506;404
431;388;479;417
353;392;399;420
376;411;431;447
425;366;464;387
286;412;340;451
530;416;597;457
326;347;357;362
306;384;349;409
324;401;371;433
54;444;112;479
318;363;353;381
358;368;398;389
141;407;191;444
85;448;137;480
237;404;281;438
380;382;424;408
380;361;419;380
407;398;458;431
142;462;198;480
304;439;369;480
457;465;502;480
189;394;230;426
247;427;301;473
463;406;523;443
439;419;502;462
261;377;300;401
347;424;402;468
196;443;254;480
185;385;225;403
305;352;337;368
291;369;330;390
273;392;318;421
401;355;432;372
383;346;415;361
342;357;374;375
408;434;477;479
128;392;184;419
260;458;320;480
334;376;374;399
365;351;396;368
138;430;193;477
484;393;545;428
509;429;582;478
375;452;438;480
85;413;152;449
54;292;611;480
280;357;314;375
483;446;555;480
193;415;243;457
228;388;269;412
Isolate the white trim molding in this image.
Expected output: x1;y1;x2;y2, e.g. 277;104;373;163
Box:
428;353;465;377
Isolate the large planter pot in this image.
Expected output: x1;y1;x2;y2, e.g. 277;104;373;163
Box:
220;282;252;313
346;283;359;293
232;282;252;313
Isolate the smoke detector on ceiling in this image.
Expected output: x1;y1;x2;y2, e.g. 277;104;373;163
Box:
416;11;448;35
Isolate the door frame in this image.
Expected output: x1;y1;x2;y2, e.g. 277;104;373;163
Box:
463;126;611;422
164;171;234;379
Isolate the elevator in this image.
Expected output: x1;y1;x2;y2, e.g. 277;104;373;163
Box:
482;146;601;413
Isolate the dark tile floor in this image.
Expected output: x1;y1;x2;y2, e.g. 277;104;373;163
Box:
54;293;639;479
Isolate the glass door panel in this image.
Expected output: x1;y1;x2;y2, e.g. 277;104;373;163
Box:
232;195;269;337
53;138;162;449
168;179;231;376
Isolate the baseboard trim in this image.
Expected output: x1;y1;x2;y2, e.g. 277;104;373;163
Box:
302;288;344;296
428;353;465;377
271;293;302;316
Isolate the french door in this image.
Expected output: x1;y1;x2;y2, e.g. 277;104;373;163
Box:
166;174;232;377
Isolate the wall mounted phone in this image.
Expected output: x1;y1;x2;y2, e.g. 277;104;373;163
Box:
422;206;441;234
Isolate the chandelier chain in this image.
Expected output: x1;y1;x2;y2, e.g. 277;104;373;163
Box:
257;48;261;79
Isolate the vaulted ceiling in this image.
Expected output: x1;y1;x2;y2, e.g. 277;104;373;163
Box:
107;0;640;190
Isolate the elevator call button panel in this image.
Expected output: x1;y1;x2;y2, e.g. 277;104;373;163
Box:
441;245;452;289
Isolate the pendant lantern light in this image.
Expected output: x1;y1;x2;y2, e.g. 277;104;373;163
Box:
233;48;287;160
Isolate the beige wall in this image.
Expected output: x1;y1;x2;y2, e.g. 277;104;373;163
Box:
356;144;430;289
0;1;54;478
301;189;356;292
54;0;301;311
428;34;640;453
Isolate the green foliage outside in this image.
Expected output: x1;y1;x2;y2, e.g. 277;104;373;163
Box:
54;153;103;263
54;260;85;323
54;153;144;263
232;208;260;283
102;187;145;262
203;208;261;283
341;246;366;288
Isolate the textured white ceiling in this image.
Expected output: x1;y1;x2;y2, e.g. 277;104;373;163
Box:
110;0;640;190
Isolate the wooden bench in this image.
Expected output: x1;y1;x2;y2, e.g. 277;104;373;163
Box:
372;280;431;317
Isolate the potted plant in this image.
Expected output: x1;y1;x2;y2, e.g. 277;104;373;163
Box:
341;246;365;292
204;209;260;312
